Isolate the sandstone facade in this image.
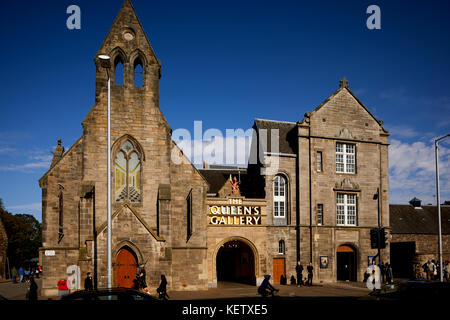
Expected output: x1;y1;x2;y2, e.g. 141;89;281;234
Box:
39;1;395;296
39;0;208;296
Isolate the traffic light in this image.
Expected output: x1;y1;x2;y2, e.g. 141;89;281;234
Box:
379;228;388;249
370;228;379;249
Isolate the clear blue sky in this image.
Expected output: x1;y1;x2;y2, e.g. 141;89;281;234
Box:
0;0;449;221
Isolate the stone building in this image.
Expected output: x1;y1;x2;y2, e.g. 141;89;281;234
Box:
201;77;390;285
39;0;392;296
39;0;209;296
390;199;450;279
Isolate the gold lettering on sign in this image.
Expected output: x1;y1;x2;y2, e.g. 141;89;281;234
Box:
208;198;262;225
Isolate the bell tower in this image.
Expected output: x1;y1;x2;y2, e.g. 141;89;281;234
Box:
93;0;161;107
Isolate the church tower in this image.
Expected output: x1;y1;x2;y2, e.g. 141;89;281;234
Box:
39;0;209;296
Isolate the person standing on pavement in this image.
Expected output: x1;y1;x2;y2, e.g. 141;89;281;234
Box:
295;261;304;287
307;262;314;286
11;267;18;284
28;276;38;301
84;272;94;291
426;259;435;281
385;263;393;284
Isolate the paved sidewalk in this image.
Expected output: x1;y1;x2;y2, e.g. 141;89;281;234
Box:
2;280;370;301
166;281;370;300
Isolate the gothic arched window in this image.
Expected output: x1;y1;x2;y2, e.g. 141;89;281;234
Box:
133;57;144;87
114;56;124;86
114;140;142;203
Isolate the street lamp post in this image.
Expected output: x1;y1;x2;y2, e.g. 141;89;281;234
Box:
435;133;450;283
99;55;112;289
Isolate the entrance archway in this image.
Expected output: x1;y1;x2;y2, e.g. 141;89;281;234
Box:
216;240;256;285
336;244;357;281
115;246;138;288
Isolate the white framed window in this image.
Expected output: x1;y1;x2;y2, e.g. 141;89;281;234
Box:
278;240;285;254
316;151;323;172
273;175;286;218
336;193;357;226
317;204;323;226
336;143;355;173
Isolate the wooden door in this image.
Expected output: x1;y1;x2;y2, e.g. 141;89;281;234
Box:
273;258;286;284
116;248;137;288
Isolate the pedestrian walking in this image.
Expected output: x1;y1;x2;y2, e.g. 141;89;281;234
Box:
28;276;38;301
11;267;18;284
18;267;24;283
385;263;393;284
365;260;381;290
444;261;450;282
307;262;314;286
84;272;94;291
24;268;30;282
295;261;304;287
379;262;386;284
157;274;169;300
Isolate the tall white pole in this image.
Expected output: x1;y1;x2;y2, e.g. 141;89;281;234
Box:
107;71;112;289
435;133;449;283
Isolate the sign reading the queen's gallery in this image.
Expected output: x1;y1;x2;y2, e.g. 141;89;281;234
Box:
208;198;261;225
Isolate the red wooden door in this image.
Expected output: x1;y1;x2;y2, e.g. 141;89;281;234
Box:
116;248;137;288
273;258;286;284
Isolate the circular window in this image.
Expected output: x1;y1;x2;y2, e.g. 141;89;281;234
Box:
123;29;135;41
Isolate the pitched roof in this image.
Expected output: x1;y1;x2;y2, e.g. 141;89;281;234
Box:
253;119;297;155
389;204;450;234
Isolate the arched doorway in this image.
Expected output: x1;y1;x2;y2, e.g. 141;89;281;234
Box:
216;240;256;285
336;244;357;281
115;246;138;288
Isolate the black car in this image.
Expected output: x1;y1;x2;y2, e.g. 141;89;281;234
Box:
60;287;159;301
366;280;450;300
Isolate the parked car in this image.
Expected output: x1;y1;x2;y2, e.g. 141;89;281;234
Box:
365;280;450;300
60;287;159;301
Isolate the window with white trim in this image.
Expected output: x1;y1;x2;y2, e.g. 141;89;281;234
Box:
317;204;323;226
336;193;357;226
316;151;323;172
273;175;286;218
278;240;285;254
336;143;355;173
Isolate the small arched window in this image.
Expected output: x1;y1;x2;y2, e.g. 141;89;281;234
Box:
58;191;64;243
114;140;142;203
114;56;124;86
278;240;285;254
133;57;144;87
273;175;286;219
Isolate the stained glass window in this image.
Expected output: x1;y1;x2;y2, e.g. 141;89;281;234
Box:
114;140;142;202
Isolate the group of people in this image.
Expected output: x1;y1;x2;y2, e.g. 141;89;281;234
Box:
83;267;169;300
10;265;42;284
418;259;450;281
364;260;394;290
295;261;314;286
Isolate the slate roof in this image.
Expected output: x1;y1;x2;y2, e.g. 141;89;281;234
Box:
253;119;297;155
389;204;450;235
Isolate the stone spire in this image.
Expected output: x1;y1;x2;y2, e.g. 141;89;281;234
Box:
51;139;65;168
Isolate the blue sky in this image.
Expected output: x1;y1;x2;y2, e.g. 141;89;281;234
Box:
0;0;449;221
